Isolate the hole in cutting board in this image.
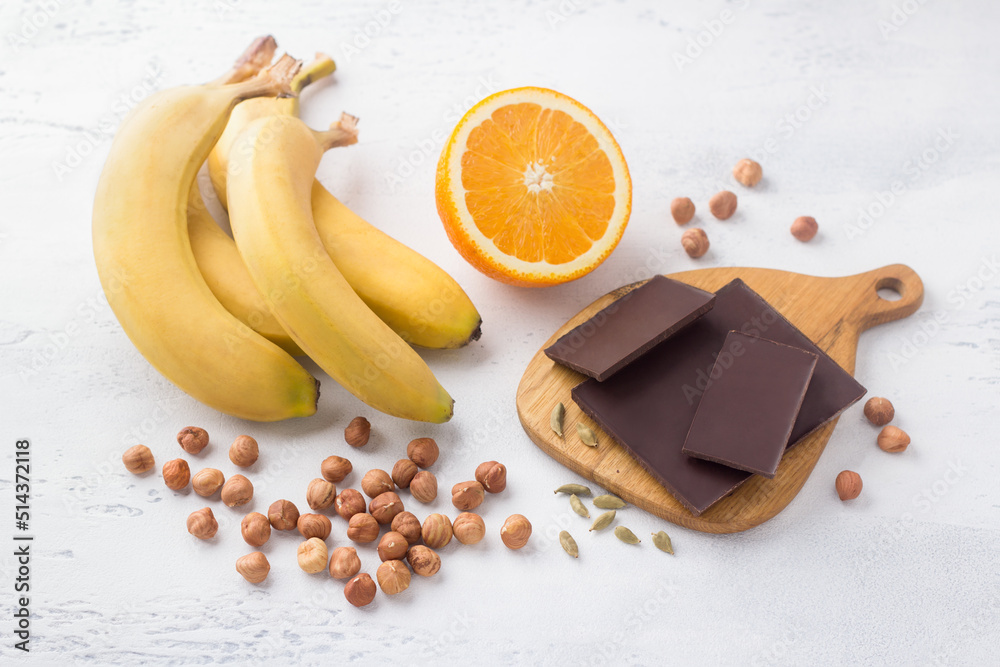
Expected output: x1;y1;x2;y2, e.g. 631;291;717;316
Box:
876;277;904;301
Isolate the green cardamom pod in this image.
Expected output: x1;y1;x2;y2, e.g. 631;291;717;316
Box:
589;510;616;532
550;402;565;438
614;526;640;544
576;422;598;447
652;530;674;554
559;530;579;558
569;494;590;518
593;494;626;510
554;484;592;496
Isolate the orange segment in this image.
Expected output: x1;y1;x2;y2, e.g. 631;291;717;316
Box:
436;87;631;287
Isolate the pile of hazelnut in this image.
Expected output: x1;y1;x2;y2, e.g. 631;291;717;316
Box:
122;416;532;609
835;396;911;502
670;158;819;259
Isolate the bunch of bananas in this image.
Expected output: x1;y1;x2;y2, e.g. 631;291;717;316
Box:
92;37;481;423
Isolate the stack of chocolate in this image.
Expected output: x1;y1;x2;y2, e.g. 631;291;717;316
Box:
545;276;866;516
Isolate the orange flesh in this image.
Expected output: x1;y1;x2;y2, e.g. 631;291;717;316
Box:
460;103;616;265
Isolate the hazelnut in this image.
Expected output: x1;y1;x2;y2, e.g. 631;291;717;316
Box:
709;190;737;220
241;512;271;547
390;511;422;545
406;545;441;577
268;499;300;530
877;425;910;453
297;513;332;540
122;445;154;474
864;397;895;426
345;416;371;448
361;469;394;499
407;437;439;468
670;197;696;225
192;468;225;497
376;560;411;595
177;426;209;454
335;488;366;521
421;513;453;549
306;478;337;511
732;158;763;187
162;458;191;490
344;573;377;607
391;458;419;489
228;435;259;467
500;514;532;550
369;491;404;525
328;546;361;579
452;512;486;545
836;470;863;501
321;455;352;483
451;481;485;511
791;216;818;242
681;228;710;259
409;470;438;504
186;507;218;539
347;513;380;543
475;461;507;493
236;552;270;584
221;474;254;507
377;531;409;561
297;537;329;574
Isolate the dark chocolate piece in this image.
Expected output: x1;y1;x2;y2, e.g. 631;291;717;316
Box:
544;275;715;381
572;279;866;516
680;332;818;479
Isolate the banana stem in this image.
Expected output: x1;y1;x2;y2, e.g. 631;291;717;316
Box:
291;53;336;95
209;35;277;86
316;113;360;151
232;54;302;101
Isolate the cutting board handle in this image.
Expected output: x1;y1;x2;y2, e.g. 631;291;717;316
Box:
843;263;924;333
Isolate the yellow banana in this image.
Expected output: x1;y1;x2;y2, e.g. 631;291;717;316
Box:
186;186;301;355
227;114;454;423
184;39;303;356
206;56;482;349
92;55;319;421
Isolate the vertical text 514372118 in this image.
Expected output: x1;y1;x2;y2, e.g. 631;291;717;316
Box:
14;439;31;653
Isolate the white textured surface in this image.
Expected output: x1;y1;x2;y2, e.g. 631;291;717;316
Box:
1;0;999;665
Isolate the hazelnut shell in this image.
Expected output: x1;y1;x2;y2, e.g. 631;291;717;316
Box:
162;458;191;490
409;470;438;504
177;426;209;454
501;514;532;550
187;507;218;539
344;416;371;448
346;513;380;543
228;435;259;467
221;474;254;507
241;512;271;547
406;437;439;468
376;560;411;595
361;469;394;499
452;512;486;545
709;190;737;220
344;573;377;607
122;445;155;474
297;513;332;540
236;552;269;584
321;455;352;483
335;488;367;521
836;470;863;501
268;499;300;530
328;546;362;580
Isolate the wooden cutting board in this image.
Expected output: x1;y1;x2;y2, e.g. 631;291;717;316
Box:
515;264;923;534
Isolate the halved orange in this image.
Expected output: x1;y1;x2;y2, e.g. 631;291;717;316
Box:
435;87;631;287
